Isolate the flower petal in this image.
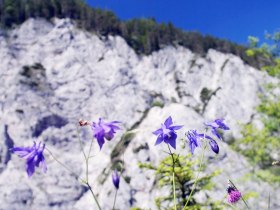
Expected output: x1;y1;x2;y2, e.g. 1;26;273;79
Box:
96;135;105;150
211;128;222;140
152;128;162;135
105;130;115;140
26;160;35;177
169;125;183;130
215;119;230;130
11;147;32;158
40;155;47;173
155;134;164;145
187;131;199;154
102;124;111;133
165;132;177;149
164;116;173;128
110;121;121;124
204;121;219;128
189;140;196;154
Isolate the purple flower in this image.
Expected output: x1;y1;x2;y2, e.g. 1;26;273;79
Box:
11;142;47;177
205;119;229;140
208;138;219;154
152;116;183;149
112;170;120;189
91;118;121;150
227;186;242;203
186;130;202;154
186;130;219;154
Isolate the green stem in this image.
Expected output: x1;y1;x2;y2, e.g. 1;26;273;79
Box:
167;145;177;210
85;139;93;183
112;189;118;210
172;171;176;210
76;126;102;210
76;126;87;160
183;144;206;209
86;182;102;210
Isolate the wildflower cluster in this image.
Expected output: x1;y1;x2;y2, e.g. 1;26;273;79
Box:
11;118;121;178
153;117;229;155
187;119;229;155
10;115;248;209
150;116;245;209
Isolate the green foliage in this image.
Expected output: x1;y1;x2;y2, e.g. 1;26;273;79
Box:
233;81;280;183
255;168;280;184
245;36;271;60
246;31;280;76
151;101;164;108
241;191;259;201
262;58;280;77
200;87;212;104
265;31;280;57
248;36;259;48
0;0;270;69
138;154;220;209
234;124;276;168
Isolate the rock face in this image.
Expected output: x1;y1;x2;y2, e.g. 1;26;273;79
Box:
0;18;279;210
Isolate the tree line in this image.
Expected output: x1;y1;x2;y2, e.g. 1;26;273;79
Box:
0;0;272;68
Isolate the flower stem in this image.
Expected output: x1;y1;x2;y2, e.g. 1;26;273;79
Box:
86;182;102;210
112;189;118;210
183;144;206;209
45;147;85;182
172;171;176;210
167;145;177;210
268;192;270;210
76;126;102;210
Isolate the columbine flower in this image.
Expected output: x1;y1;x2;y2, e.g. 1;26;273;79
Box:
186;130;219;154
11;141;47;177
112;170;120;189
91;118;121;150
205;119;230;140
186;130;201;154
227;186;242;203
152;116;183;149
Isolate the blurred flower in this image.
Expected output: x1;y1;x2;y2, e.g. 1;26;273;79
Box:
186;130;201;154
186;130;219;154
205;119;229;140
91;118;121;150
152;116;183;149
11;141;47;177
227;186;242;203
112;170;120;189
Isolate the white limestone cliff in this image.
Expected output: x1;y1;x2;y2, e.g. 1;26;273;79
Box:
0;18;279;210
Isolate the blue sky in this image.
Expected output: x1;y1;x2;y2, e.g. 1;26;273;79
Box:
87;0;280;45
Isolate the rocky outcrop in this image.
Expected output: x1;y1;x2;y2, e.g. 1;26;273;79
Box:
0;18;279;210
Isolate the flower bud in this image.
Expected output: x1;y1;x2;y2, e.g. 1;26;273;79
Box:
112;170;120;189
